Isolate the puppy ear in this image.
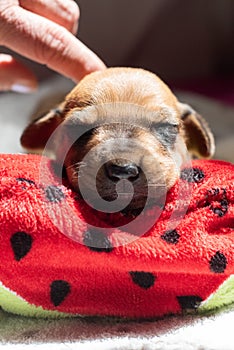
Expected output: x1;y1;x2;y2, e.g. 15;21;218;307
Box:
179;103;215;158
20;105;64;151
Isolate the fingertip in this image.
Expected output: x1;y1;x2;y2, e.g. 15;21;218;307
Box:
0;54;38;93
0;54;14;65
74;60;107;82
86;59;107;73
67;42;107;82
11;80;38;93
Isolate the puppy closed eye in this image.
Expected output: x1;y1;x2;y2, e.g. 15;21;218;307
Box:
151;122;179;147
63;118;96;140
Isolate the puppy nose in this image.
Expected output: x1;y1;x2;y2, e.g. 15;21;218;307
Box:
105;162;140;181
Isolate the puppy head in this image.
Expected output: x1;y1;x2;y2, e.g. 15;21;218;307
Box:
21;68;215;212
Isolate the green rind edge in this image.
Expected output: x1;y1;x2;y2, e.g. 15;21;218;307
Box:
198;275;234;313
0;283;73;318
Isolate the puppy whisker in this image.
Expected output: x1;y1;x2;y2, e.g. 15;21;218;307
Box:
66;161;87;171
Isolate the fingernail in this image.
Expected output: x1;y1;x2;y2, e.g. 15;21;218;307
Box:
11;83;36;93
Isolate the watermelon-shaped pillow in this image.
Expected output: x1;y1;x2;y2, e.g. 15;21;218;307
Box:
0;154;233;319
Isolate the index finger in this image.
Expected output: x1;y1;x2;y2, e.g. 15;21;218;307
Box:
0;5;106;82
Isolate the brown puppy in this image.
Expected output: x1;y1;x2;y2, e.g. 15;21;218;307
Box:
21;67;215;213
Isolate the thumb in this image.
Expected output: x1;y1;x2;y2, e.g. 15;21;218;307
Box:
0;54;38;93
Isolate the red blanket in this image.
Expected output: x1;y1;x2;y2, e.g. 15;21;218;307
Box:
0;154;233;318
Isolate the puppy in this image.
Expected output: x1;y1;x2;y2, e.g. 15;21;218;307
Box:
21;67;215;214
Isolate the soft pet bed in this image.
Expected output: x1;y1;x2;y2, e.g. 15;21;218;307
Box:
0;154;233;319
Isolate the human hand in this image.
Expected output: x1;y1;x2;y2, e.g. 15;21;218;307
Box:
0;0;106;93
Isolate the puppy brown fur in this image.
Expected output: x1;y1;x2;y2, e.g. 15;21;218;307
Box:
21;67;215;212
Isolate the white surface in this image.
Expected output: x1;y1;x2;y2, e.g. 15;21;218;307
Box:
1;306;234;349
0;76;74;154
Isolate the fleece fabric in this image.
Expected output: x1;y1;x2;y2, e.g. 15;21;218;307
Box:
0;154;233;319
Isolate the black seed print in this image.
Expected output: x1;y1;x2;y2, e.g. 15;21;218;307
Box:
177;295;203;310
210;199;228;217
10;232;33;261
45;185;65;203
50;280;71;307
209;251;227;273
161;229;180;244
207;188;220;196
129;271;155;289
180;167;205;183
16;178;35;185
83;229;113;252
